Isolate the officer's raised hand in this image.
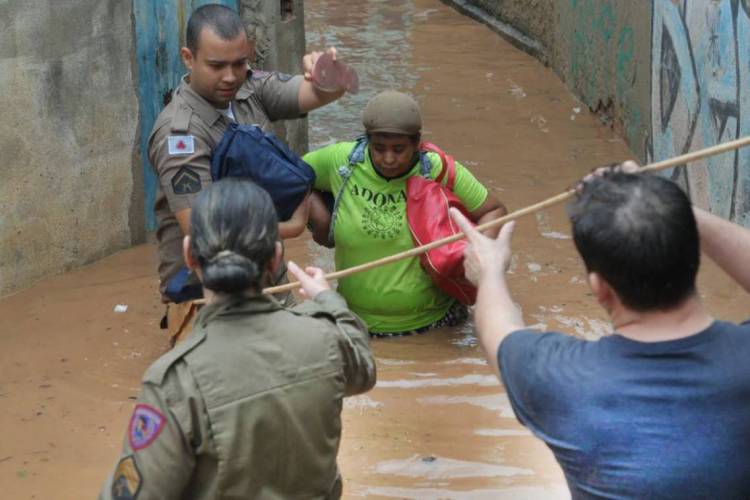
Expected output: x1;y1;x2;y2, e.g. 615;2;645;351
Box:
298;47;350;112
303;47;338;81
287;261;331;299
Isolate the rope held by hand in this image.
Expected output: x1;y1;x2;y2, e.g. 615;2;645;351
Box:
258;135;750;295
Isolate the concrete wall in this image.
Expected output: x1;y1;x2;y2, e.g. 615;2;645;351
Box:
0;1;306;296
0;1;139;296
240;0;309;153
444;0;750;225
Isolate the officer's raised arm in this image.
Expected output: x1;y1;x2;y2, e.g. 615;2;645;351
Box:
287;261;376;395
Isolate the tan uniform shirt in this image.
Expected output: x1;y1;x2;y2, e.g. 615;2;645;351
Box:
100;290;376;500
149;71;303;297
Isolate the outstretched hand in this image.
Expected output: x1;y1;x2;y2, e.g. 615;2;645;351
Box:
287;261;331;299
303;47;337;81
449;208;516;286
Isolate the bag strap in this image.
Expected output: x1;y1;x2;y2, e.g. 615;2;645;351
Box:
327;136;368;246
419;142;456;189
212;122;241;180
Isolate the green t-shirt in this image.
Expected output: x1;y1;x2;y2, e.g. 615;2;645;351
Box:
303;141;488;333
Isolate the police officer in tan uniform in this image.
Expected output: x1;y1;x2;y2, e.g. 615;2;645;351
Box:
150;4;349;339
100;179;376;499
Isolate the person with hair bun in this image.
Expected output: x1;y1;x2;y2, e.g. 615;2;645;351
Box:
100;178;376;500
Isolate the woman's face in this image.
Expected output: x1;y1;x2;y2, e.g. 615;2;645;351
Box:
368;133;418;178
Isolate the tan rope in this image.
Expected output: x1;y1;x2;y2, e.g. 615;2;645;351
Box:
195;135;750;302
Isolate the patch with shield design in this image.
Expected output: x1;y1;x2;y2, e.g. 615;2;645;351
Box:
128;404;165;451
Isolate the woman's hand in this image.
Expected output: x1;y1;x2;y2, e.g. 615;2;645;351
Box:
287;261;331;299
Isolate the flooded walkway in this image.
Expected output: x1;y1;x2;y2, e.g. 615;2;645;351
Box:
1;0;749;498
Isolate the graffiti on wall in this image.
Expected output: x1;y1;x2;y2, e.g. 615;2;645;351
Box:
651;0;750;224
569;0;643;152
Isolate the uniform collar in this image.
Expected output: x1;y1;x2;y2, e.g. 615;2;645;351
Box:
196;293;284;328
175;75;224;126
234;69;255;100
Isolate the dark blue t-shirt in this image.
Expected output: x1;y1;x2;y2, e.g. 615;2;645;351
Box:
498;320;750;499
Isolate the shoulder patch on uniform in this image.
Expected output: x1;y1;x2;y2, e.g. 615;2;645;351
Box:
171;166;201;195
251;69;270;80
111;455;142;499
128;404;166;451
168;135;195;155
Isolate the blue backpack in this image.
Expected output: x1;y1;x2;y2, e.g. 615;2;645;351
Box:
210;123;315;221
164;124;313;304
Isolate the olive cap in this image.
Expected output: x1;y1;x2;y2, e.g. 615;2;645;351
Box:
362;90;422;135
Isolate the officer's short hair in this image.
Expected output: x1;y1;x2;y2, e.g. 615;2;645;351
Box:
568;173;699;312
186;4;246;54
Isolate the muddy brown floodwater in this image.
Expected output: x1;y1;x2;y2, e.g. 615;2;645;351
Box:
1;1;749;498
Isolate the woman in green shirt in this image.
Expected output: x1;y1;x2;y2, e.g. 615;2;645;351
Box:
305;90;506;336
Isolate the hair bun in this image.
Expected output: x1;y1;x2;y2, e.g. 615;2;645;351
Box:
202;251;261;294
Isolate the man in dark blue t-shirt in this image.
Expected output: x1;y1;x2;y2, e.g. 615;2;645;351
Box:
450;165;750;499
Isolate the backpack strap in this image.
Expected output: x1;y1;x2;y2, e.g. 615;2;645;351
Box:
210;122;240;181
420;142;456;190
327;136;368;246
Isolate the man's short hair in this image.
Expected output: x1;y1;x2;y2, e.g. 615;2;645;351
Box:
568;173;699;311
186;4;246;54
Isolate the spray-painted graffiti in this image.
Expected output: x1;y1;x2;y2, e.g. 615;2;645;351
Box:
651;0;750;224
570;0;643;150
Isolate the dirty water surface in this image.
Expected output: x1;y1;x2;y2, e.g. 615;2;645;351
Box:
1;0;749;498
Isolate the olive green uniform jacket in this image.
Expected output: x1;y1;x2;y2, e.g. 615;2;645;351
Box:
100;291;376;499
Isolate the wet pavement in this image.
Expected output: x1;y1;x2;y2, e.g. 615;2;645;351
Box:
2;0;750;498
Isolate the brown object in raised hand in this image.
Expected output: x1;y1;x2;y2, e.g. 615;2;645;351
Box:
312;52;359;94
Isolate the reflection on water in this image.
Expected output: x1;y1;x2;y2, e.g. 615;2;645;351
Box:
377;357;417;366
357;485;570;499
418;394;514;416
344;394;384;411
305;0;420;149
441;357;487;366
374;454;533;479
377;374;498;389
475;428;532;437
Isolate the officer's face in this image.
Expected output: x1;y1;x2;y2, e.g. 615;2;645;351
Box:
181;28;251;108
368;134;419;178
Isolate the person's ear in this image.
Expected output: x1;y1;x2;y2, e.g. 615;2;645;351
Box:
183;236;198;270
267;241;283;277
180;47;194;70
588;272;616;313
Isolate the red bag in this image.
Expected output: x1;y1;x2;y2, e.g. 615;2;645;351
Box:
406;143;477;305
